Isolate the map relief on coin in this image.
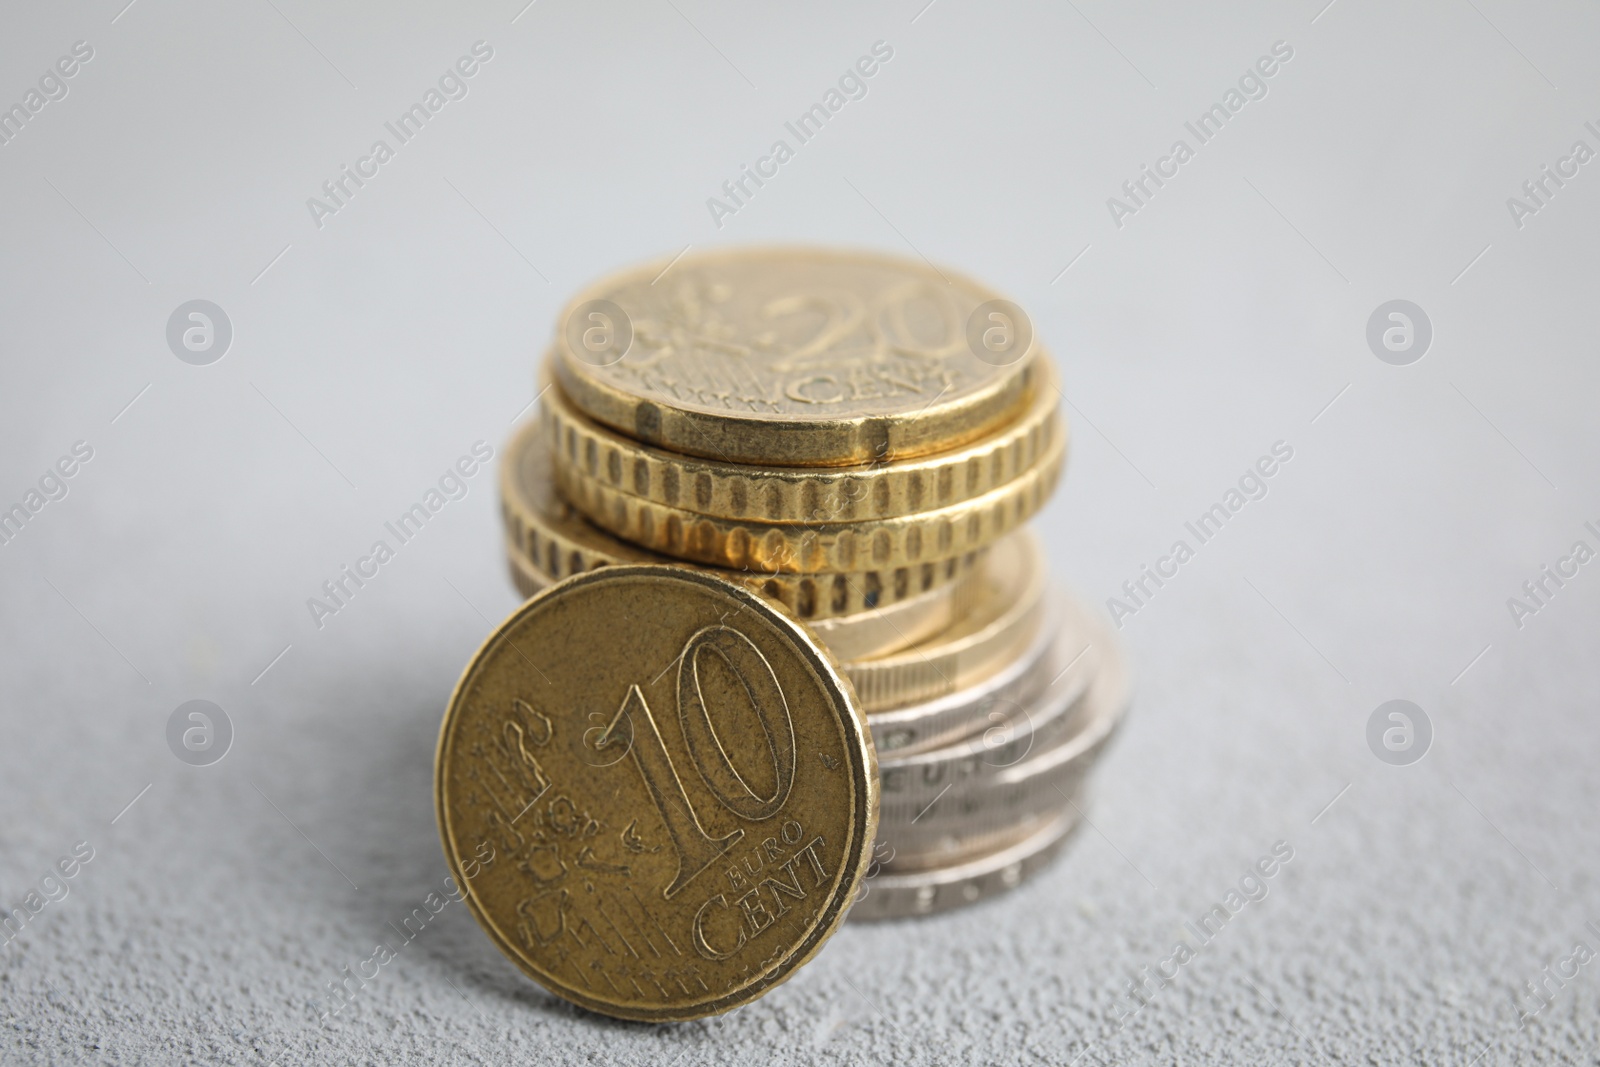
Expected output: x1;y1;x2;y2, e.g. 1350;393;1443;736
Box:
436;568;875;1021
552;250;1039;465
606;270;982;415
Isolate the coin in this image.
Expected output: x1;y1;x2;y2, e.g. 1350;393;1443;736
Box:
505;536;988;664
875;633;1129;865
540;359;1063;523
873;677;1092;876
550;247;1043;467
504;527;1048;717
849;808;1081;922
874;608;1103;812
502;417;984;619
802;557;988;661
553;422;1064;573
435;565;878;1022
866;591;1093;757
845;532;1047;713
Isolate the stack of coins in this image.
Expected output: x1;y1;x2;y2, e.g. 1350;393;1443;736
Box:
497;248;1129;922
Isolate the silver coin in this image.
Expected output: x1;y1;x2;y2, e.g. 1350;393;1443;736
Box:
881;807;1065;874
849;807;1083;921
876;626;1129;864
876;607;1102;811
866;590;1082;757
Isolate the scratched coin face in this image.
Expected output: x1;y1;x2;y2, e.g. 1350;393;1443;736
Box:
434;565;877;1021
550;247;1041;466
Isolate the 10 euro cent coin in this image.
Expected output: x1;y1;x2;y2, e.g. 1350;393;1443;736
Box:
434;565;878;1021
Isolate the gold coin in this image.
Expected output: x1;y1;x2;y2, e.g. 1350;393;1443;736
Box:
435;565;877;1022
507;536;990;663
553;425;1064;573
550;247;1042;467
847;532;1047;713
501;517;1036;713
501;416;984;619
541;358;1063;523
803;556;988;661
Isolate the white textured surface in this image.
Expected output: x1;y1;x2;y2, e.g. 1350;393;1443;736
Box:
2;1;1598;1063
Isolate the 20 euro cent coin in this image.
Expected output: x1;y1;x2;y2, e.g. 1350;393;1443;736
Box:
551;247;1041;466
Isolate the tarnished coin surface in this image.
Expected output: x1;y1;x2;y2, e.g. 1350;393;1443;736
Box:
435;566;877;1022
550;247;1042;466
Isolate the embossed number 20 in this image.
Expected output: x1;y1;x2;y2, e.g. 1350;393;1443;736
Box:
598;626;797;899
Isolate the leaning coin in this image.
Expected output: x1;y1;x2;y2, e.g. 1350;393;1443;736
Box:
875;629;1128;865
550;246;1042;466
502;417;983;619
553;424;1064;573
435;565;877;1022
541;359;1063;523
850;808;1082;922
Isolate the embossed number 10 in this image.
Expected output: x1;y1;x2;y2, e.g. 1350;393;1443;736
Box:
597;626;797;899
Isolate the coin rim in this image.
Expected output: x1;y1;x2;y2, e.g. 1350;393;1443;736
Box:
502;414;985;618
801;553;989;661
503;533;994;664
541;358;1064;524
874;607;1096;785
866;590;1092;756
550;245;1042;467
846;531;1047;712
876;619;1130;853
849;807;1083;922
552;422;1066;573
434;563;879;1023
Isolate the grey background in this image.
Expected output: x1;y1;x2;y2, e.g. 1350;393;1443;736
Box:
2;0;1597;1063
